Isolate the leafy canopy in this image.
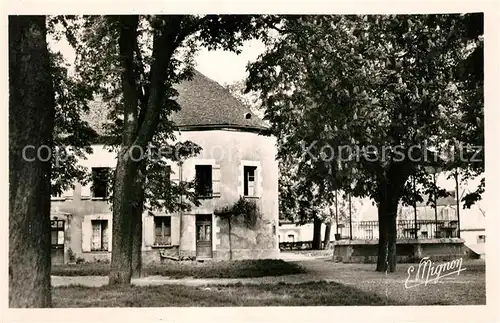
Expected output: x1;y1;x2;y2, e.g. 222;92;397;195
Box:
246;14;484;214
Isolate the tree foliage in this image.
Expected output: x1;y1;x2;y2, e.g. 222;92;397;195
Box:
214;196;262;229
61;15;275;284
49;50;96;195
246;14;484;271
224;79;264;119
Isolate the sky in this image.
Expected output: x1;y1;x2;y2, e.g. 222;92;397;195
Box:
195;39;266;85
50;35;267;86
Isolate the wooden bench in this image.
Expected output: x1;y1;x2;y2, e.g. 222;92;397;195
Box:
159;248;195;262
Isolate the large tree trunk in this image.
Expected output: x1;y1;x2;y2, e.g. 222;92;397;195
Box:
376;193;401;272
9;15;54;307
109;16;140;285
131;162;146;278
131;214;143;278
228;217;233;260
109;152;138;285
323;221;332;249
131;209;143;278
376;168;407;272
387;212;398;272
109;16;183;285
376;202;389;272
312;215;322;250
386;196;399;272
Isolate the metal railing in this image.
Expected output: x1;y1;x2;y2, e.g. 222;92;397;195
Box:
279;220;459;249
279;241;332;250
336;219;459;240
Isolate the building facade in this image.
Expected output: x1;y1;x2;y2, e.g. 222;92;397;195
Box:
50;71;280;264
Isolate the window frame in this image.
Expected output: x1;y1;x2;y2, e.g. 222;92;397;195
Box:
90;219;109;251
91;167;111;199
243;165;258;197
154;216;172;246
195;165;213;198
50;220;65;247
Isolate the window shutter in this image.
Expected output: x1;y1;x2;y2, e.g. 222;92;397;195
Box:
171;215;180;245
81;216;91;252
144;214;155;246
107;218;113;251
212;164;221;197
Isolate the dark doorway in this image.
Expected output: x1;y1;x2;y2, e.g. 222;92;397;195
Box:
196;214;213;258
51;219;65;265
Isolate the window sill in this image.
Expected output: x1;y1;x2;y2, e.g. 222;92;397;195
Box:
89;249;109;252
151;244;176;249
91;197;109;201
243;195;260;199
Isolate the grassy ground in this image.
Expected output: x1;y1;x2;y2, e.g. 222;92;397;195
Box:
53;281;393;307
298;259;486;306
52;259;306;278
52;259;486;306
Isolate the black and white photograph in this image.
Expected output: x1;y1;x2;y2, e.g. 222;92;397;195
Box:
4;2;498;322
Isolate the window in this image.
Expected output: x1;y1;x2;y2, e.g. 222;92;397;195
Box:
477;235;486;243
154;217;171;245
91;167;110;198
244;166;257;196
287;234;295;242
421;231;428;239
197;222;211;241
365;229;373;239
91;220;109;251
51;220;65;246
195;165;212;197
442;208;450;220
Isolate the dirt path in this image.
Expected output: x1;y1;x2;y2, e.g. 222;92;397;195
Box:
51;257;485;289
51;258;485;305
51;255;330;288
51;261;327;288
51;271;321;287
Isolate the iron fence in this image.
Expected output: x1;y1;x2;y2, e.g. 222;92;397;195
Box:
279;241;332;250
279;219;459;250
337;219;459;240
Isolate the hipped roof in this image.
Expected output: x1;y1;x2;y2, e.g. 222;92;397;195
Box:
83;70;268;136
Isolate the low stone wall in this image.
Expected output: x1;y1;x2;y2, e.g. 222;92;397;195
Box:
79;246;279;264
333;238;468;263
81;251;111;263
213;248;279;260
143;247;279;263
280;249;333;257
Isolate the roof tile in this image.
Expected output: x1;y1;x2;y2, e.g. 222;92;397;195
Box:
82;70;267;136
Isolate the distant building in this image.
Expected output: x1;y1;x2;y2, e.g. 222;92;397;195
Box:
278;172;485;256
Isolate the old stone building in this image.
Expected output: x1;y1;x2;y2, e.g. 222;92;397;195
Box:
50;71;280;264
